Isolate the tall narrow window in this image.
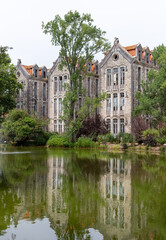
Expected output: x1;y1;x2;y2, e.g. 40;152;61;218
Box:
59;98;62;114
54;77;57;94
43;83;46;98
87;78;90;96
43;102;46;116
106;69;111;87
120;93;124;111
146;52;150;64
34;101;37;112
79;76;82;95
138;49;142;61
113;68;118;86
113;93;118;111
43;70;46;78
138;67;141;90
146;69;149;81
54;98;57;116
113;119;118;135
34;69;38;77
106;119;111;132
120;119;125;133
95;78;98;97
54;120;57;132
120;67;125;85
34;82;37;98
59;76;62;91
106;94;111;113
59;120;62;134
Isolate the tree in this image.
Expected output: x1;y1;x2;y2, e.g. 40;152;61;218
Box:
1;109;49;145
133;44;166;127
0;46;22;121
42;11;111;140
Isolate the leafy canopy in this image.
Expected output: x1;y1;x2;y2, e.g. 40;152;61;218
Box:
42;11;111;140
0;46;22;120
134;44;166;126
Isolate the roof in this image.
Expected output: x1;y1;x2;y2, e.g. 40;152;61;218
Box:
22;65;48;78
124;44;137;57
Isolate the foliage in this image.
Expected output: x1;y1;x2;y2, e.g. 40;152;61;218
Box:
132;116;148;143
97;133;115;144
142;128;159;147
1;109;48;146
133;44;166;127
75;137;96;148
77;114;107;140
0;46;22;121
42;11;111;141
47;134;72;147
118;132;134;144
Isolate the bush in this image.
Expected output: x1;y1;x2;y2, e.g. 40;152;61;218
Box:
142;129;159;147
75;137;96;148
118;133;134;144
97;134;115;144
47;134;72;147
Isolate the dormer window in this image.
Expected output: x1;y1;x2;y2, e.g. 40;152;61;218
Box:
35;69;38;77
146;52;150;64
88;63;91;71
138;49;142;61
43;70;46;78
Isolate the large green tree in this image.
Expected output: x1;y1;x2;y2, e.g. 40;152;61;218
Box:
134;44;166;127
0;46;21;121
42;11;111;140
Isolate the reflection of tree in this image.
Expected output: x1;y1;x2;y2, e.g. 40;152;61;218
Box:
50;150;107;240
132;154;166;240
0;150;48;235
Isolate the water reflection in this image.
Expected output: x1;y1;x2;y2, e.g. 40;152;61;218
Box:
0;149;166;240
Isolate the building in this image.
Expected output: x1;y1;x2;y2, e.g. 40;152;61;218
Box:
47;59;99;132
99;37;155;135
16;59;48;118
16;38;156;135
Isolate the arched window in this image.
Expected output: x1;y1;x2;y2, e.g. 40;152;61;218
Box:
120;119;125;133
106;69;111;87
113;119;118;135
106;119;111;132
106;94;111;113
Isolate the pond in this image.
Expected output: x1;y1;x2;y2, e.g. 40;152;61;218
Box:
0;145;166;240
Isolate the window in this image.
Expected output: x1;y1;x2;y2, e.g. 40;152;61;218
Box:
95;79;98;96
34;69;38;77
120;119;125;133
43;83;46;98
59;98;62;114
138;67;141;90
34;82;37;98
34;101;37;112
146;52;150;64
146;69;149;81
106;94;111;113
88;63;91;71
120;67;125;85
64;75;68;80
138;48;142;61
59;76;62;91
79;76;82;94
106;69;111;87
113;93;118;111
87;78;90;96
54;99;57;115
113;68;118;85
43;70;46;78
120;93;124;111
54;120;57;132
106;119;111;132
113;119;118;134
43;102;46;116
19;82;24;97
54;77;57;94
96;64;98;74
59;120;62;134
79;98;82;108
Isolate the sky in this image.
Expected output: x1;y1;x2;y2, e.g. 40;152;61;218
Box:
0;0;165;68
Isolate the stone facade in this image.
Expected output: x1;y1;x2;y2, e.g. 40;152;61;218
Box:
16;59;48;119
16;38;156;135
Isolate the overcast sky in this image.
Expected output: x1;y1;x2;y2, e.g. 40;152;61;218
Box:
0;0;165;68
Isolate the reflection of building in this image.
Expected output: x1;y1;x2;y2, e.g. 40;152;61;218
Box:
47;156;68;229
98;158;132;240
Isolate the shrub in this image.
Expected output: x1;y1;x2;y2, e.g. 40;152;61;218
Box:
47;134;72;147
118;133;134;144
75;137;96;148
97;133;115;144
142;129;159;147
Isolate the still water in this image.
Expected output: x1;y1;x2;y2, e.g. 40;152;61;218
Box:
0;146;166;240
